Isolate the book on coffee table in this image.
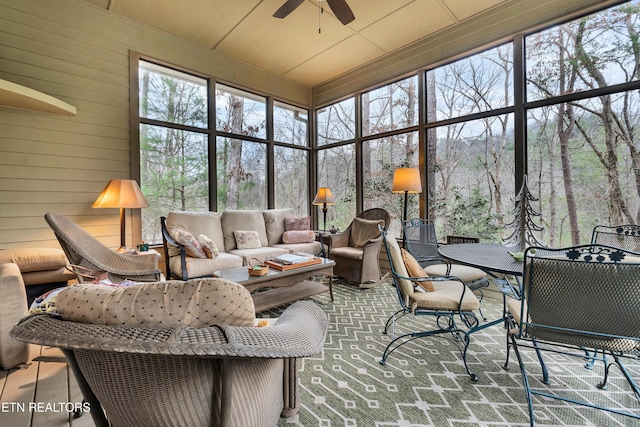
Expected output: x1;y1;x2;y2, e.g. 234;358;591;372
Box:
265;256;322;271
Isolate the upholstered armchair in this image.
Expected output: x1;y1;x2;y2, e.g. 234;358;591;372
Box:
326;208;391;286
11;278;328;427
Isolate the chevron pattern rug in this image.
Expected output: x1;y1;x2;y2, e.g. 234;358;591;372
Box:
265;279;640;427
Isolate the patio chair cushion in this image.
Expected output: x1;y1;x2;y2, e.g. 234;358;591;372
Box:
384;234;414;297
424;264;486;282
411;281;480;311
350;218;385;248
401;248;434;292
56;278;255;328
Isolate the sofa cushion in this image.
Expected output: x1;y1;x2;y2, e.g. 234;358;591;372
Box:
350;218;384;248
272;241;322;255
282;230;315;244
0;247;68;273
234;230;262;249
56;278;256;328
223;210;268;250
263;209;295;245
284;216;311;231
198;234;219;259
172;229;207;258
229;247;289;265
166;211;224;257
169;252;244;279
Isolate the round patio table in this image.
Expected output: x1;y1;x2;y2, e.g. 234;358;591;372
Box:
438;243;524;277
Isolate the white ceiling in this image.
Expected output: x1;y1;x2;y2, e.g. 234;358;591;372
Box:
79;0;511;87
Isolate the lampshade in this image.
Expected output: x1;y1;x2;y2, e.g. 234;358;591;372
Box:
391;168;422;194
313;187;336;205
92;179;149;209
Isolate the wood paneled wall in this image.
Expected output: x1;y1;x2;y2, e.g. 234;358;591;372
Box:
0;0;309;250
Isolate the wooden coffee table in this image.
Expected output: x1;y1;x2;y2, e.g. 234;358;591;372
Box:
213;257;335;312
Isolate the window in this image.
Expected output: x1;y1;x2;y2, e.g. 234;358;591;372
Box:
362;76;418;136
216;137;267;210
215;84;266;139
363;132;419;236
138;61;310;244
317;97;355;145
138;61;209;243
274;101;308;145
317;144;356;230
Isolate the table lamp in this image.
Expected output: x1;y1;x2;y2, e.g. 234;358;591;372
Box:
92;179;149;252
313;187;336;232
391;167;422;227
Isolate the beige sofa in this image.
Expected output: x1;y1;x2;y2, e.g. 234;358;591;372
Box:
0;263;29;370
0;247;74;305
161;209;322;280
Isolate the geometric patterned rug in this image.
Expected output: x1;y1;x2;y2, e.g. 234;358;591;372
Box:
264;280;640;427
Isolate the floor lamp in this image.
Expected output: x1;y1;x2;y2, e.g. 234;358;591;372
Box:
313;187;336;232
92;179;149;252
392;168;422;244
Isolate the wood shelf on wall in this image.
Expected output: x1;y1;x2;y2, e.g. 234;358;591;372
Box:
0;79;76;116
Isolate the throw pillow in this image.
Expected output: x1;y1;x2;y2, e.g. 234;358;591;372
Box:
350;217;385;248
284;216;311;231
282;230;315;244
172;229;207;258
401;248;434;291
234;230;262;249
197;234;219;259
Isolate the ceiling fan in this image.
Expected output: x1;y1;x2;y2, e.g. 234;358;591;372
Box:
273;0;355;25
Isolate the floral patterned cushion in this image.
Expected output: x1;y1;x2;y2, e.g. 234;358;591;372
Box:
171;229;207;258
197;234;219;259
284;216;311;231
233;230;262;249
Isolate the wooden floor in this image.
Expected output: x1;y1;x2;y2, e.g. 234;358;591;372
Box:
0;345;95;427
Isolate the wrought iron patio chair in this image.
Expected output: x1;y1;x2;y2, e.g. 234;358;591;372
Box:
45;212;161;283
503;244;640;426
591;224;640;252
379;227;481;381
403;218;490;319
584;224;640;370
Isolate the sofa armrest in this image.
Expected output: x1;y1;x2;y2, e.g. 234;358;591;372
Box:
160;216;188;280
326;230;351;250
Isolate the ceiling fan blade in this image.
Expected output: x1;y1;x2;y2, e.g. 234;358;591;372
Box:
326;0;355;25
273;0;305;19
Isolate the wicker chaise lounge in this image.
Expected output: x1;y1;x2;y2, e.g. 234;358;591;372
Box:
11;278;328;427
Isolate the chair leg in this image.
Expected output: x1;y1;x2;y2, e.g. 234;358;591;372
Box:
510;335;537;427
380;314;478;381
532;340;549;385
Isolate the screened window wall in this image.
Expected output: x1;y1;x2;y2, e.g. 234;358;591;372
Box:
139;1;640;246
138;62;310;244
316;0;640;245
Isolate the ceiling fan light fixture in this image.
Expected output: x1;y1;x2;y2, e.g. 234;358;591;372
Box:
273;0;355;26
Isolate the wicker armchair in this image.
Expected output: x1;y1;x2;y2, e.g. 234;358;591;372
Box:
11;278;329;427
45;212;161;283
325;208;391;286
